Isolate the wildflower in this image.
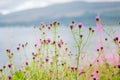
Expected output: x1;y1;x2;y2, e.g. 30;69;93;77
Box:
96;49;99;52
3;66;6;69
43;32;45;35
93;75;99;80
0;69;2;72
70;24;74;30
62;63;65;66
96;15;100;22
22;44;24;47
6;49;10;53
40;22;44;26
105;38;108;41
57;22;60;25
32;52;35;55
91;74;94;77
25;61;29;66
78;23;82;28
43;39;46;44
45;57;49;62
90;64;92;67
97;60;99;62
52;41;56;45
25;42;28;46
71;66;77;70
114;37;119;41
8;75;12;80
48;25;51;29
47;38;51;43
93;77;96;80
8;64;12;68
96;15;102;33
92;30;95;33
33;57;35;60
100;47;103;50
58;42;62;47
96;70;99;74
118;64;120;68
88;27;92;30
80;35;83;38
72;21;75;24
50;23;52;26
34;44;37;47
65;48;68;51
53;21;57;26
17;47;20;50
41;24;45;29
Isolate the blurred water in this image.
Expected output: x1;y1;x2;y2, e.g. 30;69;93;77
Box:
0;26;120;69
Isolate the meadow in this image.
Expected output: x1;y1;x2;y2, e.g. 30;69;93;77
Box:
0;16;120;80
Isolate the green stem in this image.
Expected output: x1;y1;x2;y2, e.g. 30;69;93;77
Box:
71;30;78;45
85;50;102;73
54;24;58;80
76;46;80;80
81;31;91;50
76;28;81;80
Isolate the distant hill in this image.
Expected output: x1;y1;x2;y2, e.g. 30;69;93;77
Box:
0;1;120;27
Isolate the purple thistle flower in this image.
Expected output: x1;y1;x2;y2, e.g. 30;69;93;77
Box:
71;66;76;70
78;23;83;28
58;42;62;47
53;21;57;26
22;44;24;47
70;24;74;30
34;44;37;47
32;52;35;55
40;22;44;26
45;57;49;62
96;15;100;22
93;77;97;80
97;49;99;52
114;37;119;41
48;25;51;29
17;47;20;50
25;61;29;66
43;39;46;43
118;64;120;68
47;38;51;43
93;75;99;80
8;75;12;80
8;64;12;68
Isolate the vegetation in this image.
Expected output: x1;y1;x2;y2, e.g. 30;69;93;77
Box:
0;16;120;80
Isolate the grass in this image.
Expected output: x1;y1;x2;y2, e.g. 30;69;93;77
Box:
0;16;120;80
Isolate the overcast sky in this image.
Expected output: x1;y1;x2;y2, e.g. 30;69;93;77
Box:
0;0;120;15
